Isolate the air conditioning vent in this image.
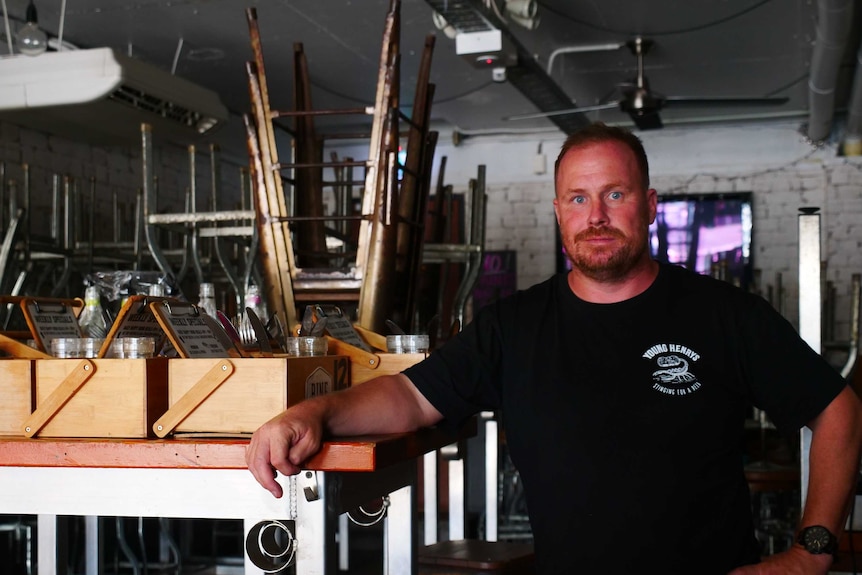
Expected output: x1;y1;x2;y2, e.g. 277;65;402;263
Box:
108;85;215;133
0;48;228;145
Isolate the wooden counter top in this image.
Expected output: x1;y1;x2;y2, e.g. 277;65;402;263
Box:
0;419;475;473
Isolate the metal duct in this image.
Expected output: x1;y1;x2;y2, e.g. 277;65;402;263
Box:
807;0;854;143
425;0;590;135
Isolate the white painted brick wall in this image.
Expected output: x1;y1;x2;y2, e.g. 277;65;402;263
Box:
449;180;556;290
0;121;245;246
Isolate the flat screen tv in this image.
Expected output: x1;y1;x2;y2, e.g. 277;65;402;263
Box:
649;192;753;289
556;192;754;290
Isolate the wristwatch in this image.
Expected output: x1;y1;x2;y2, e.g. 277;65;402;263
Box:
796;525;838;555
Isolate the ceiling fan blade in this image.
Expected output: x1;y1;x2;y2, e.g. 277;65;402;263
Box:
504;102;620;121
663;96;790;107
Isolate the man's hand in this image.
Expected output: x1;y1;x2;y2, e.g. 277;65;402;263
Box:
245;373;442;498
245;405;324;498
727;546;833;574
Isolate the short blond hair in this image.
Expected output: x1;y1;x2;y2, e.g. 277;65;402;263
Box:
554;122;650;190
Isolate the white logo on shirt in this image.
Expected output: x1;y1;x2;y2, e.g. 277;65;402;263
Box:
642;343;703;396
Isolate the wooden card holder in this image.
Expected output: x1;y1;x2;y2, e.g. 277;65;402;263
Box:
347;324;427;385
325;335;380;373
19;297;85;353
318;306;371;349
294;306;429;386
158;355;350;436
350;351;427;385
0;359;35;436
0;332;52;359
149;300;238;358
97;295;175;357
25;357;169;438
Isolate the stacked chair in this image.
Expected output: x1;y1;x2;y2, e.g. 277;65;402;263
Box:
243;0;438;333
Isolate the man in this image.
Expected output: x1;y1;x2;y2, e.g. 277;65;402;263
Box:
247;123;862;574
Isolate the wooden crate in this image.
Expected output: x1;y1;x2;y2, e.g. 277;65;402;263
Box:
26;358;169;438
158;355;350;436
0;359;34;436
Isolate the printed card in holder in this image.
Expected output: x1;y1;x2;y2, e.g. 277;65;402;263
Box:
150;300;234;358
20;297;85;353
98;295;174;358
315;304;372;352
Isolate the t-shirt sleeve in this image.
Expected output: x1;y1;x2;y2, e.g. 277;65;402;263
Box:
404;306;504;431
740;295;847;434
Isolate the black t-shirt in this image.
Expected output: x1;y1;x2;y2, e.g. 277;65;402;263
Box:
405;263;846;575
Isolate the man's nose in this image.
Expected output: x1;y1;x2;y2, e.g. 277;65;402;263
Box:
588;202;609;225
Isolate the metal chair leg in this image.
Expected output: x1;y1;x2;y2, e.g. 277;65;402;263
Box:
115;517;141;575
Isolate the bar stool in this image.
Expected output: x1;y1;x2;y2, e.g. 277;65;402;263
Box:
418;414;534;575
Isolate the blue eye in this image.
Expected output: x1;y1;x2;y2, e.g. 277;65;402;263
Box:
572;196;586;204
608;191;623;200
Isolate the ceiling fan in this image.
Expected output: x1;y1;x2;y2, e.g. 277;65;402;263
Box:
504;37;789;130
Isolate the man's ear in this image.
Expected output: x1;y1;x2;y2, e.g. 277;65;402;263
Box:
646;188;658;224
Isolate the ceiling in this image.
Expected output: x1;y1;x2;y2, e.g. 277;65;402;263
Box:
1;0;860;155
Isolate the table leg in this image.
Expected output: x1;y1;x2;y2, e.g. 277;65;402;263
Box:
385;477;417;574
484;413;499;542
338;513;349;570
84;516;98;575
37;514;59;575
296;471;334;574
448;455;465;540
422;451;437;545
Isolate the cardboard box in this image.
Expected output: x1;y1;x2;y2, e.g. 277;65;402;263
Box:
28;358;169;438
0;359;34;436
161;355;350;435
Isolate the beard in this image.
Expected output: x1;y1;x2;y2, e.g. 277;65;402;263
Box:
562;223;650;282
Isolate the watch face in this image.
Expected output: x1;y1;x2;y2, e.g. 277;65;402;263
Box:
800;526;836;554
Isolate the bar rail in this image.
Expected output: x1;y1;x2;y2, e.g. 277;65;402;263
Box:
0;421;475;472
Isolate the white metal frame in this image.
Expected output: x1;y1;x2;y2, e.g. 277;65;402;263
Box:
797;208;821;509
0;464;416;575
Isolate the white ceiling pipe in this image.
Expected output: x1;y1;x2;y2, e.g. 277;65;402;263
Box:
1;0;12;55
57;0;66;51
842;40;862;154
807;0;854;143
546;42;625;77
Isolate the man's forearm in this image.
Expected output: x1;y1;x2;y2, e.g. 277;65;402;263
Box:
800;386;862;535
303;373;442;438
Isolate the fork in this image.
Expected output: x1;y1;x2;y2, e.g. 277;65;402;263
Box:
233;315;257;348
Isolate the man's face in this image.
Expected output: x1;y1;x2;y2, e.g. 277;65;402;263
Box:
553;140;657;282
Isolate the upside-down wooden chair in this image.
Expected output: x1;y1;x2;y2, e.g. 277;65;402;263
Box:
243;0;437;334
